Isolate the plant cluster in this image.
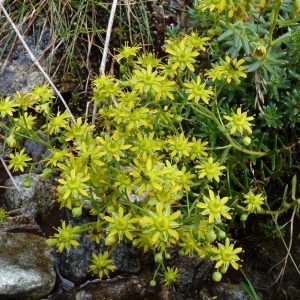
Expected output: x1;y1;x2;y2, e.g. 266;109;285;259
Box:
1;0;300;288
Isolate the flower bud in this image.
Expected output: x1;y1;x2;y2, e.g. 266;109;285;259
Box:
174;115;183;123
154;252;163;262
72;206;82;218
105;235;117;246
240;214;248;222
205;230;217;243
212;271;222;282
150;280;156;287
6;134;17;148
217;230;226;239
243;136;251;146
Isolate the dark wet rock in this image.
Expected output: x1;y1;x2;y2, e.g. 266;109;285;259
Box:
3;173;54;219
240;227;300;300
57;210;105;283
58;232;105;284
24;138;51;174
199;286;214;300
0;232;56;300
58;208;141;284
58;231;141;284
111;242;141;274
170;254;214;297
210;282;252;300
74;270;166;300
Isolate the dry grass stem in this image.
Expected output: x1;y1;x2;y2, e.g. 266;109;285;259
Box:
0;1;76;124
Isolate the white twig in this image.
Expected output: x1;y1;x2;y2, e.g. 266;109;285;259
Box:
92;0;118;124
99;0;118;75
0;156;20;192
0;1;76;124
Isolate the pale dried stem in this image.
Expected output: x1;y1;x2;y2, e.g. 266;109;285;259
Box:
267;205;297;291
92;0;118;125
0;156;20;192
0;0;76;124
0;0;75;192
254;70;267;115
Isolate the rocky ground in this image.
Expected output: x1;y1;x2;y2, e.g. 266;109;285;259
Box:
1;1;300;299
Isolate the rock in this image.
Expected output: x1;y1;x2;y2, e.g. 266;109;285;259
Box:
58;233;141;284
210;282;252;300
24;138;51;174
199;286;214;300
3;173;54;219
0;23;49;96
170;254;214;297
75;269;164;300
111;242;141;274
0;232;56;300
58;232;105;284
58;207;141;284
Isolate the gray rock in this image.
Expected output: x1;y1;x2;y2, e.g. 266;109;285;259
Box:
171;254;214;295
0;25;49;96
3;173;54;219
0;232;56;300
111;242;141;274
59;232;105;284
210;282;252;300
74;269;164;300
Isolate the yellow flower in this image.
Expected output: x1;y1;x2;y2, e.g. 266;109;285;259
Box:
46;220;80;253
167;133;193;159
198;0;227;14
8;148;32;172
195;157;226;182
115;42;141;62
130;132;162;161
189;137;208;160
130;156;169;195
165;39;199;72
28;84;54;103
244;191;265;212
0;96;18;117
136;52;161;68
179;232;204;256
163;267;179;286
64;117;95;143
206;56;247;84
14;112;37;131
142;202;181;245
224;107;254;135
131;65;166;95
222;55;247;84
103;206;139;242
183;76;214;104
57;169;90;203
197;189;231;223
89;251;116;279
97;130;131;161
211;237;243;271
44;111;70;135
185;32;210;50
